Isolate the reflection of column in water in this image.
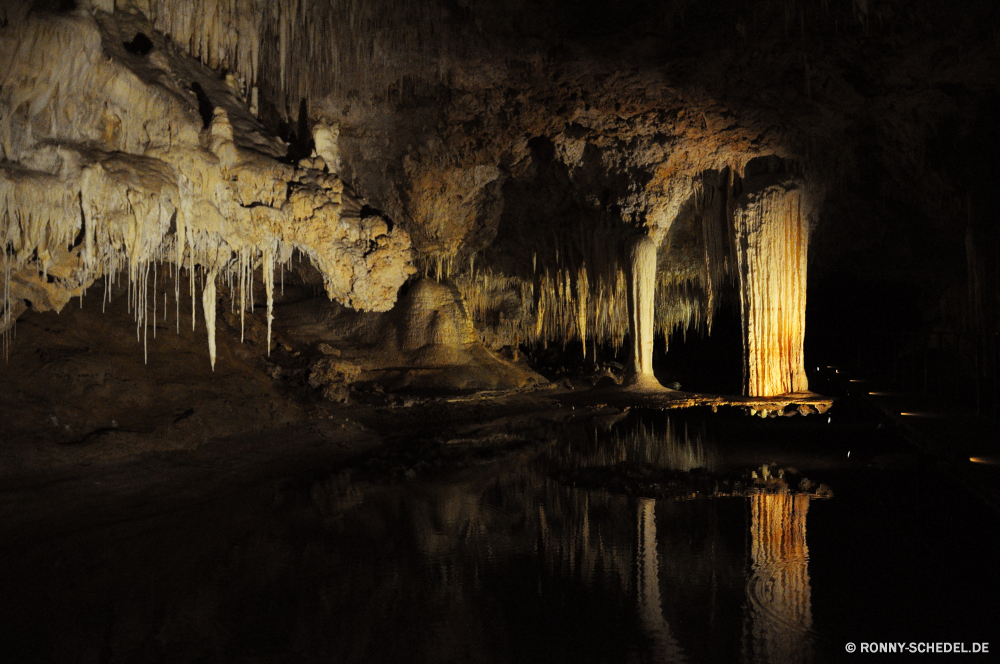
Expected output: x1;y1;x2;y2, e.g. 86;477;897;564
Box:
604;419;714;472
743;493;813;664
636;498;687;663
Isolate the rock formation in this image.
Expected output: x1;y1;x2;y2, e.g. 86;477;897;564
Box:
283;278;545;395
0;7;414;368
2;0;996;404
733;171;811;396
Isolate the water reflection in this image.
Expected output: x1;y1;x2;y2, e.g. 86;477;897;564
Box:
3;410;827;663
599;419;716;472
369;411;821;663
744;492;814;664
636;498;686;663
628;491;815;664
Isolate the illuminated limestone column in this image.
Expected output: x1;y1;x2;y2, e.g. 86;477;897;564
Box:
732;178;809;396
625;234;663;388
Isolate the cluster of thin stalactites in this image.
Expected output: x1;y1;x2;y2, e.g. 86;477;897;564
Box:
126;0;477;119
3;173;808;401
421;174;743;359
0;230;304;366
453;264;716;359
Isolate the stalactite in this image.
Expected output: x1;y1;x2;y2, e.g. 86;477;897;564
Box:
141;260;149;363
1;245;15;361
263;247;274;355
203;267;218;370
576;265;588;359
190;251;197;333
152;262;157;340
239;248;247;342
121;0;472;121
0;8;415;365
699;171;734;335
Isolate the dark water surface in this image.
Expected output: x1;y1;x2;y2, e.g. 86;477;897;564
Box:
2;407;998;663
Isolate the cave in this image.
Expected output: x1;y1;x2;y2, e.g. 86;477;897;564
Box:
1;0;998;661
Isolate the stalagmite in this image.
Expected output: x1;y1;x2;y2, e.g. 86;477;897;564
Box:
576;265;588;359
312;123;340;173
732;176;810;396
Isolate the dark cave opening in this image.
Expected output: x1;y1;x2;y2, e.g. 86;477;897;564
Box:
123;31;153;55
654;301;744;396
190;81;214;129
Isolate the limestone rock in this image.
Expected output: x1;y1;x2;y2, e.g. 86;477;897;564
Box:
0;9;414;364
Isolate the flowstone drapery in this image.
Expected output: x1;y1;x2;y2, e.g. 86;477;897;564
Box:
732;175;810;396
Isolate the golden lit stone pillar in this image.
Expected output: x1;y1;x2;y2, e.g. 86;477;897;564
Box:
744;492;813;664
733;179;809;396
625;235;662;388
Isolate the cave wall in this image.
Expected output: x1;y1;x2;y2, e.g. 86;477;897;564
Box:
2;0;997;401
